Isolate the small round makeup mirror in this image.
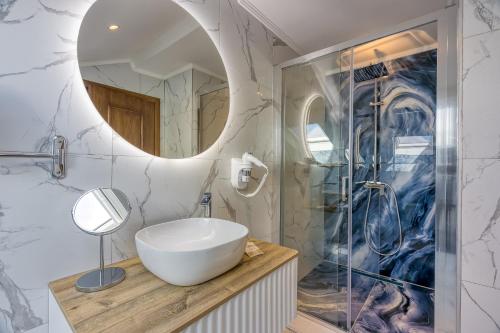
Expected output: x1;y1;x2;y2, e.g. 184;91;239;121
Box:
71;188;131;292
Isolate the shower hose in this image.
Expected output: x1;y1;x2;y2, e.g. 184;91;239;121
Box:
363;182;403;256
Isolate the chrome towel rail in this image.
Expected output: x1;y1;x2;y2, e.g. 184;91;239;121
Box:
0;136;67;179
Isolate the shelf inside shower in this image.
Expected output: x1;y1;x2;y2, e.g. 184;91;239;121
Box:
298;261;434;332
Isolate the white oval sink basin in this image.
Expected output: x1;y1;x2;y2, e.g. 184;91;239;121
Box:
135;218;248;286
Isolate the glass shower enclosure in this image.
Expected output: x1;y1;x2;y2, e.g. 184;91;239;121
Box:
278;8;458;333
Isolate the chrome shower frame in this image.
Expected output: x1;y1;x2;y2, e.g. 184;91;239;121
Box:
275;5;460;332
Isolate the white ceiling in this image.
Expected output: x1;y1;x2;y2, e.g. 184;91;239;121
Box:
239;0;449;55
78;0;226;80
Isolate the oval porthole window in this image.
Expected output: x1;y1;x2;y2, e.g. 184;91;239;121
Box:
304;95;333;164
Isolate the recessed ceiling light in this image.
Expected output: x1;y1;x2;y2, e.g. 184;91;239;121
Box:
108;25;119;31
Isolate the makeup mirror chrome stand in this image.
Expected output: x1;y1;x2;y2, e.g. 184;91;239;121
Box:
71;188;131;292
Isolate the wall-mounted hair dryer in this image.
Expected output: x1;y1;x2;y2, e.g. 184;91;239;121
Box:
231;152;269;198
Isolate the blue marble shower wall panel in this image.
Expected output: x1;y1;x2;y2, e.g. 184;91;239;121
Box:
326;50;437;289
298;262;435;332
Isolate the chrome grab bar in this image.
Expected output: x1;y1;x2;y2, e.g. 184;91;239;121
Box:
0;136;67;179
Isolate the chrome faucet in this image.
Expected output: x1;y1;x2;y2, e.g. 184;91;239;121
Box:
200;192;212;218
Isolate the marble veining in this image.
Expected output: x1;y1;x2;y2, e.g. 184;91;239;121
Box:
0;0;296;331
351;281;434;333
469;0;500;33
461;281;500;332
462;159;500;290
462;0;500;331
0;260;43;333
326;50;438;290
298;261;434;332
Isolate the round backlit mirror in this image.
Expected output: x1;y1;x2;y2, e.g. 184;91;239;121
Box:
72;188;131;292
304;95;333;164
78;0;229;158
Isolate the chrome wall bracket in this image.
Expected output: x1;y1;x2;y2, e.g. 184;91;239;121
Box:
0;135;67;179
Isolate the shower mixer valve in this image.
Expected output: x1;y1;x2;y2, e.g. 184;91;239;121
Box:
363;180;386;195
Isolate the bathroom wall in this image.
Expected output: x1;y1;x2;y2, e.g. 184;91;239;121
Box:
349;50;437;289
198;86;230;153
192;69;228;154
281;64;332;280
163;68;225;158
0;1;295;332
461;0;500;332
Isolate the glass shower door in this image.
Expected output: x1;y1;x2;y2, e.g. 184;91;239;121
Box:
348;23;438;332
280;12;457;332
281;49;352;330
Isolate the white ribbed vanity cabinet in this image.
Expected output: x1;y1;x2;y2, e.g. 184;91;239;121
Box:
49;240;298;333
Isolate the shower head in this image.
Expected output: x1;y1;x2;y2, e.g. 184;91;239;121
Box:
353;62;389;83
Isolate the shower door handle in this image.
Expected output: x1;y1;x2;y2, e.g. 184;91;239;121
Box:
341;176;349;202
355;127;365;169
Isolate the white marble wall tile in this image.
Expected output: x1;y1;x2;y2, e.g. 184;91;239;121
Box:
0;1;87;77
0;62;113;156
463;0;500;38
462;29;500;159
461;281;500;333
164;70;193;117
66;78;113;156
140;75;165;100
163;70;195;158
193;69;225;94
80;64;142;92
0;155;111;332
215;0;274;162
80;63;166;101
219;0;273;90
175;0;221;48
210;174;274;241
462;159;500;289
192;69;226;154
461;0;500;331
163;112;194;158
210;179;249;224
0;0;112;157
110;156;218;259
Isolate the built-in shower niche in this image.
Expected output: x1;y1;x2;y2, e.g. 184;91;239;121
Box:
282;21;440;332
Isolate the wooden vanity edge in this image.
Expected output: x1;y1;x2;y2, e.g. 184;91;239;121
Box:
48;239;298;333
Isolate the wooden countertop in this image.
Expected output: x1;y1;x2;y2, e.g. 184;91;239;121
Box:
49;239;298;333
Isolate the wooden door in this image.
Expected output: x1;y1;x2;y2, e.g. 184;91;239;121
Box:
84;80;161;156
